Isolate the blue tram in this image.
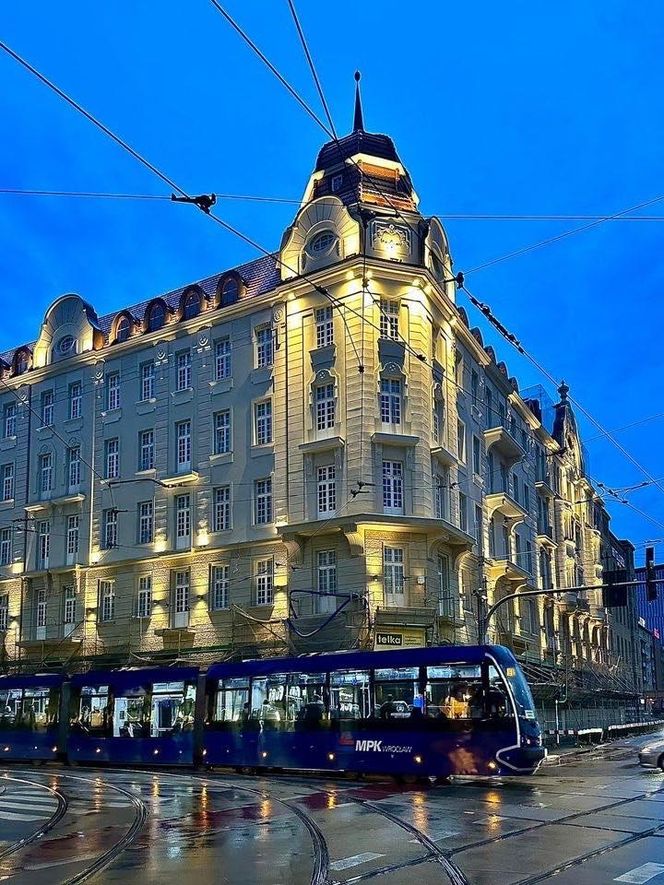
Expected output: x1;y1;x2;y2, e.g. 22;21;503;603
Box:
0;673;65;761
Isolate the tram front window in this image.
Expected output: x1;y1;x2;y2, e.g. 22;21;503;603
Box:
330;670;371;721
374;667;419;719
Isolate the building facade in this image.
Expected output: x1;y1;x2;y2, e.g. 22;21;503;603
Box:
0;103;643;723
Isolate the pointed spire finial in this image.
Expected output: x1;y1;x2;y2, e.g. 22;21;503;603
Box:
353;70;364;132
558;380;569;401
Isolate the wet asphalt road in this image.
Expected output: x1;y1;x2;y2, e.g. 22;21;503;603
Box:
2;734;664;884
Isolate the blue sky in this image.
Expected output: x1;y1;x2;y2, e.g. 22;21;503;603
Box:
2;2;663;561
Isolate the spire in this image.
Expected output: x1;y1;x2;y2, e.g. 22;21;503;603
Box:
353;70;364;132
558;380;570;402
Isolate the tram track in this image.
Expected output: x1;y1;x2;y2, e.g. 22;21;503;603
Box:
0;772;69;863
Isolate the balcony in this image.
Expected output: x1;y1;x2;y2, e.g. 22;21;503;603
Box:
160;470;199;487
535;477;556;498
484;423;526;466
486;557;532;583
560;592;590;614
431;442;457;467
536;525;557;549
485;491;527;522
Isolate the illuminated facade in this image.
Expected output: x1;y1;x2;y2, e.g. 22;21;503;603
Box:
0;100;640;713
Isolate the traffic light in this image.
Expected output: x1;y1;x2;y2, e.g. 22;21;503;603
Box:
646;546;658;602
602;569;628;608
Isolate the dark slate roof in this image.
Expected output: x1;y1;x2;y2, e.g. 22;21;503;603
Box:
0;253;280;365
314;131;402;172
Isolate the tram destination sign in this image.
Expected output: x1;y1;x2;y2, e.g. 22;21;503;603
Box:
374;628;425;650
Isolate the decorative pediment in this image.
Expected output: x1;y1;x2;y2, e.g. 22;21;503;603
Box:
280;196;360;280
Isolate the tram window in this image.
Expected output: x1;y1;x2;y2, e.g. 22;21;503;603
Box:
487;665;515;719
213;677;250;726
78;686;112;736
329;670;371;720
0;689;23;729
251;674;288;726
113;692;149;738
374;667;419;720
150;681;196;736
22;687;58;731
424;665;483;722
286;673;327;728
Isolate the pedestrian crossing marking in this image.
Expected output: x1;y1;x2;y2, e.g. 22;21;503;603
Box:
330;852;385;871
615;863;664;883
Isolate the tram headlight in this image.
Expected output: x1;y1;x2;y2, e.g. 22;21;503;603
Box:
328;753;335;761
488;761;497;771
414;755;422;764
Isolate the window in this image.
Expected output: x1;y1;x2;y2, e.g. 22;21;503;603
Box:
139;429;155;471
41;391;53;427
523;482;530;515
214;410;231;455
66;515;79;558
0;528;11;567
99;580;115;621
379;299;399;339
36;589;47;630
14;351;29;376
0;594;7;631
182;291;200;320
454;349;463;387
382;460;404;515
457;420;466;461
214;338;231;380
1;464;13;501
459;491;468;533
176;351;192;391
380;378;402;426
255;325;273;368
308;230;336;254
435;471;449;520
438;553;453;617
331;174;343;192
147;302;166;332
63;585;76;627
39;453;53;496
115;315;130;343
69;382;82;419
3;403;16;439
106;372;120;411
138;501;154;544
210;565;229;610
254;400;272;446
140;362;155;401
213;486;231;532
485;386;494;427
220;277;239;306
315;306;334;349
384;547;405;605
432;398;444;445
472;435;481;475
317;550;337;613
175;495;191;547
315;383;335;431
330;670;371;720
471;369;479;404
105;438;119;479
475;504;483;544
255;559;274;606
176;420;191;472
102;508;118;549
254;478;273;525
68;445;81;488
137;576;152;618
317;465;336;517
38;521;50;569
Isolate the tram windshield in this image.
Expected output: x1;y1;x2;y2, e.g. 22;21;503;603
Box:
501;662;537;719
0;686;59;731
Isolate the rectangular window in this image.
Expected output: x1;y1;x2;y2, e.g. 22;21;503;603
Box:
384;547;405;605
176;420;191;472
254;478;273;525
68;445;81;488
139;429;155;471
102;508;118;549
41;391;54;427
315;306;334;349
379;299;399;340
255;325;274;368
0;594;7;631
140;361;155;401
459;491;468;533
210;565;229;610
0;528;11;566
435;472;449;520
317;550;337;612
382;460;404;515
36;589;47;630
438;553;452;617
254;400;272;446
176;350;192;391
63;585;76;626
213;486;231;532
380;378;402;425
137;576;152;618
315;383;336;431
457;420;466;461
39;453;53;496
38;520;50;569
1;464;13;501
106;372;120;411
99;580;115;622
432;399;444;445
3;403;16;439
472;435;481;475
69;381;82;419
214;338;231;380
485;387;494;427
105;438;119;479
475;504;483;544
317;465;336;517
66;515;80;558
471;369;479;404
523;482;530;515
214;410;231;454
175;494;191;546
138;500;154;544
255;559;274;605
454;350;463;387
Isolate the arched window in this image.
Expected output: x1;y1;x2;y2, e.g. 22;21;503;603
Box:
182;290;200;320
307;230;336;256
115;315;131;343
220;276;239;307
146;302;166;333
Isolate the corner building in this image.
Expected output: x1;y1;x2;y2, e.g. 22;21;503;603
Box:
0;107;640;726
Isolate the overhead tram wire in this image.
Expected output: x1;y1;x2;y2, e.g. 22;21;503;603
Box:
0;188;302;205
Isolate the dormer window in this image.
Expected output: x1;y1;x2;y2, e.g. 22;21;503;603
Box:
146;302;166;333
220;277;239;307
57;335;76;356
331;174;343;192
13;350;30;376
115;316;130;343
182;290;201;320
307;230;336;257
